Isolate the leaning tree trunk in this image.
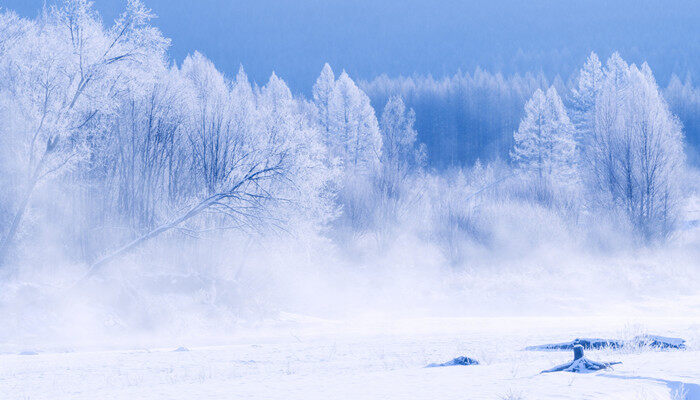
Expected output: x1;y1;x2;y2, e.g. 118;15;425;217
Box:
83;193;225;277
0;153;49;268
0;185;35;267
79;163;280;281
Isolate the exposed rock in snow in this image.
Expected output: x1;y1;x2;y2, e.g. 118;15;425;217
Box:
426;356;479;367
636;335;686;349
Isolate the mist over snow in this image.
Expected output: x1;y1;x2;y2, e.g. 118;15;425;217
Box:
0;1;699;399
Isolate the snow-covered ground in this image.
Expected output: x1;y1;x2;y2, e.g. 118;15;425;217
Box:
2;315;698;400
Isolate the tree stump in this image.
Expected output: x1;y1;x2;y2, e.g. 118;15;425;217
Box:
573;344;584;360
541;344;620;373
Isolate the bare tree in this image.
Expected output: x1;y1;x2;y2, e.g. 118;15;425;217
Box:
85;155;287;275
583;54;685;240
0;0;168;266
82;59;333;276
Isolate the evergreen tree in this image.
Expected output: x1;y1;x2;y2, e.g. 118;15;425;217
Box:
511;87;576;185
328;71;382;176
665;75;700;158
312;63;335;134
379;96;426;175
570;52;603;144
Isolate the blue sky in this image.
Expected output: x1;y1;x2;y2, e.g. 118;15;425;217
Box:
5;0;699;92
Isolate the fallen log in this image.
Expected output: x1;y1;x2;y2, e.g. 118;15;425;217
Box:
526;335;685;351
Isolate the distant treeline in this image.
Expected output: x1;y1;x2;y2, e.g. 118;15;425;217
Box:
362;70;700;167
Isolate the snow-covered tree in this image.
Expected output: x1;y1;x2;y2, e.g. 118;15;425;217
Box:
312;63;335;134
180;52;239;195
570;52;604;144
327;71;382;176
98;65;189;238
312;67;384;231
583;54;685;240
665;75;700;158
379;96;426;181
511;87;576;186
0;9;27;57
0;0;168;266
257;72;335;230
361;69;550;167
88;63;338;271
